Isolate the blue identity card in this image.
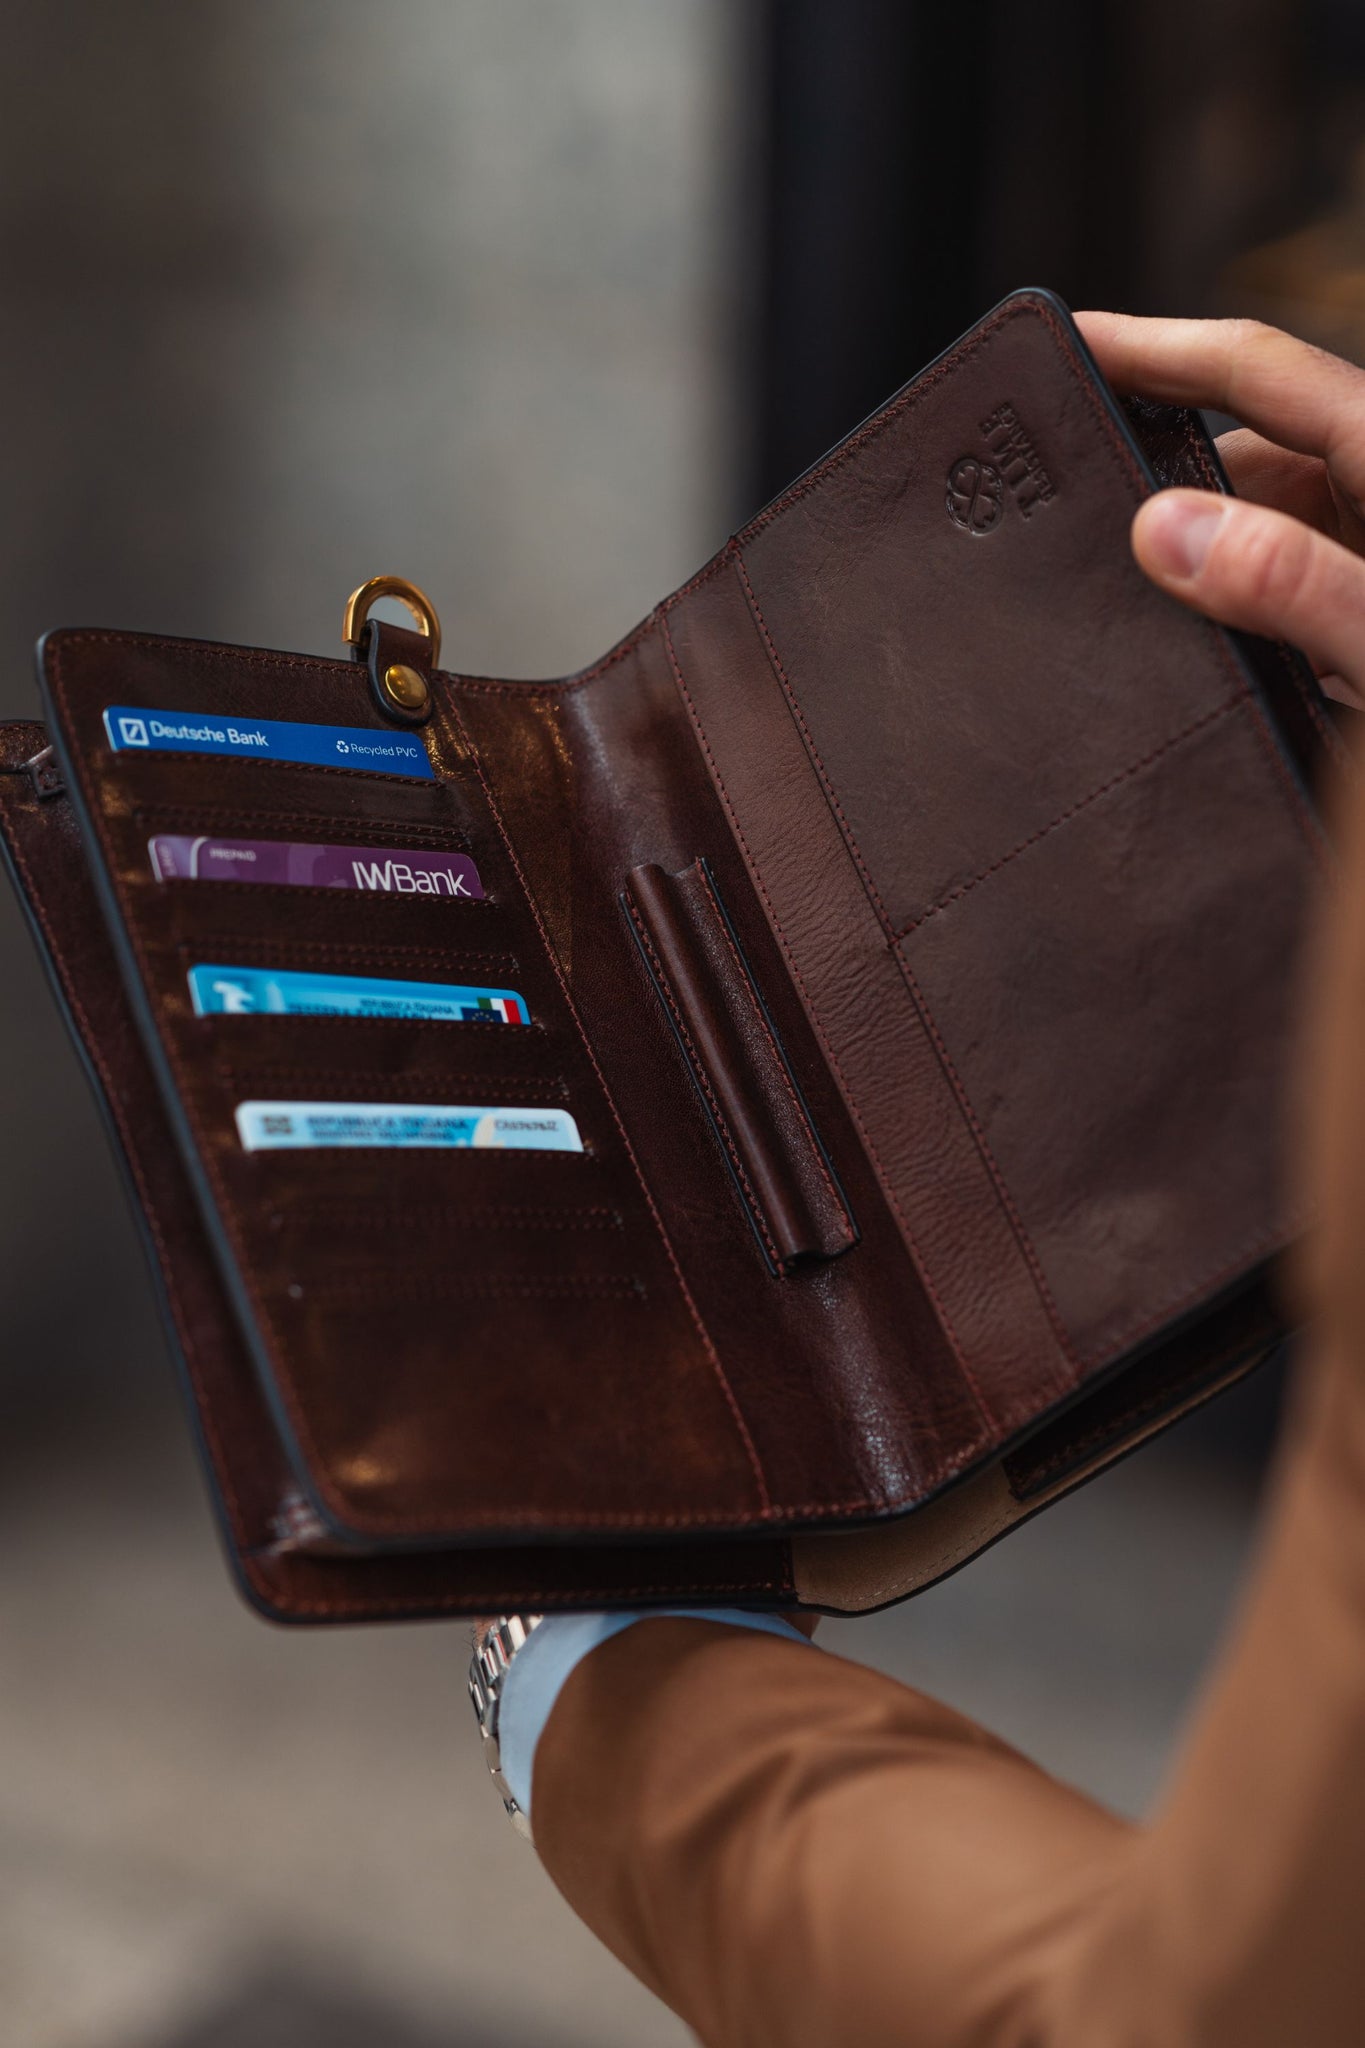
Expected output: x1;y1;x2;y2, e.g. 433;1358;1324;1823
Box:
104;705;434;779
189;964;529;1024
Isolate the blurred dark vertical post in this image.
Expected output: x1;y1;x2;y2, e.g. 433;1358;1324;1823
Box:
749;0;1145;504
746;0;1321;507
750;0;991;498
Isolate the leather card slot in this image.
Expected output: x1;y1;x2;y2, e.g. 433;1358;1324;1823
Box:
251;1181;639;1294
169;929;521;984
212;1063;570;1106
103;754;473;838
622;858;856;1272
37;631;777;1544
132;800;473;853
223;1153;607;1218
272;1197;624;1235
153;876;498;921
189;1011;551;1044
290;1270;646;1306
188;1011;556;1080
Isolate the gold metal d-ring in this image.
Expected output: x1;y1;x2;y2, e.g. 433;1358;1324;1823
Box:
343;576;442;668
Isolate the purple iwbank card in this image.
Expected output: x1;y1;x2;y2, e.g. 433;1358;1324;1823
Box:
148;835;483;899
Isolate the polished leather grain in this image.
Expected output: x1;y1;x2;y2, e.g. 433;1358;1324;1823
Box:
0;290;1332;1619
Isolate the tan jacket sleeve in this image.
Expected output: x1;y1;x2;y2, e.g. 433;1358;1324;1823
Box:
531;762;1365;2047
532;1346;1365;2047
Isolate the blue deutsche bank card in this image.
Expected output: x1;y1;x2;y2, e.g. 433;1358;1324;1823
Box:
103;705;434;779
188;963;529;1025
235;1101;582;1152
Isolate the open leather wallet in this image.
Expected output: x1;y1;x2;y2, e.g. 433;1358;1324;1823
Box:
0;290;1344;1624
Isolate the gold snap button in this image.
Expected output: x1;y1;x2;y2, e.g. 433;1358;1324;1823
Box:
383;662;430;713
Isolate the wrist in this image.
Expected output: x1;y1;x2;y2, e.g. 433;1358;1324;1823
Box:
469;1609;817;1839
467;1614;545;1836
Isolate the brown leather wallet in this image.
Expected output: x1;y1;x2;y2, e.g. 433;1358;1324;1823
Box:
0;290;1343;1625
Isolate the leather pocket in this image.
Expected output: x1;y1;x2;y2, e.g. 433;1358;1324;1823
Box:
623;859;855;1271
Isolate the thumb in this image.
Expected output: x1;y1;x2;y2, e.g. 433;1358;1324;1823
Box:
1132;488;1365;698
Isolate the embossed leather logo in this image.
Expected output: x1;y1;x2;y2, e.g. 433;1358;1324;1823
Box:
946;456;1005;535
980;402;1055;518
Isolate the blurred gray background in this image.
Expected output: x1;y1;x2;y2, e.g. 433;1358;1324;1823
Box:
2;3;1362;2045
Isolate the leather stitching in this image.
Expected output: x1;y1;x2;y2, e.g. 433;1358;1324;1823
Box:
730;554;1078;1382
891;943;1080;1373
216;1066;569;1102
53;644;772;1533
159;879;494;909
308;1274;645;1305
176;933;518;977
892;696;1244;940
660;609;999;1444
733;552;898;939
625;892;784;1267
191;1011;555;1043
134;801;472;849
0;787;251;1546
732;297;1145;550
438;686;774;1516
117;750;443;793
283;1202;622;1233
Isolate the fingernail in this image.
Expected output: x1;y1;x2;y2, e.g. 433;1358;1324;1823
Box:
1139;495;1228;580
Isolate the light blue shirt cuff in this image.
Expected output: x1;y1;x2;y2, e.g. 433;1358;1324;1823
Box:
497;1608;813;1822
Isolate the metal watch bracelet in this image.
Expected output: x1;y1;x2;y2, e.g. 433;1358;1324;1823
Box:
468;1615;545;1837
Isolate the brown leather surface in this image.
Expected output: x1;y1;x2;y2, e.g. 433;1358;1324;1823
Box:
0;291;1332;1617
794;1276;1284;1613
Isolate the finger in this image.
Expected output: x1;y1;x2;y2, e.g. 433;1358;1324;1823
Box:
1132;487;1365;693
1077;311;1365;512
1215;430;1340;536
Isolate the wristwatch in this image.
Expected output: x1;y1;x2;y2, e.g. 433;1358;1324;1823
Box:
468;1614;544;1837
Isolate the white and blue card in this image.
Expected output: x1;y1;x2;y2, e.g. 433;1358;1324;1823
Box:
235;1101;582;1152
188;964;529;1024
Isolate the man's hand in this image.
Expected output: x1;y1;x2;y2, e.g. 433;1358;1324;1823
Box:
1077;312;1365;706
